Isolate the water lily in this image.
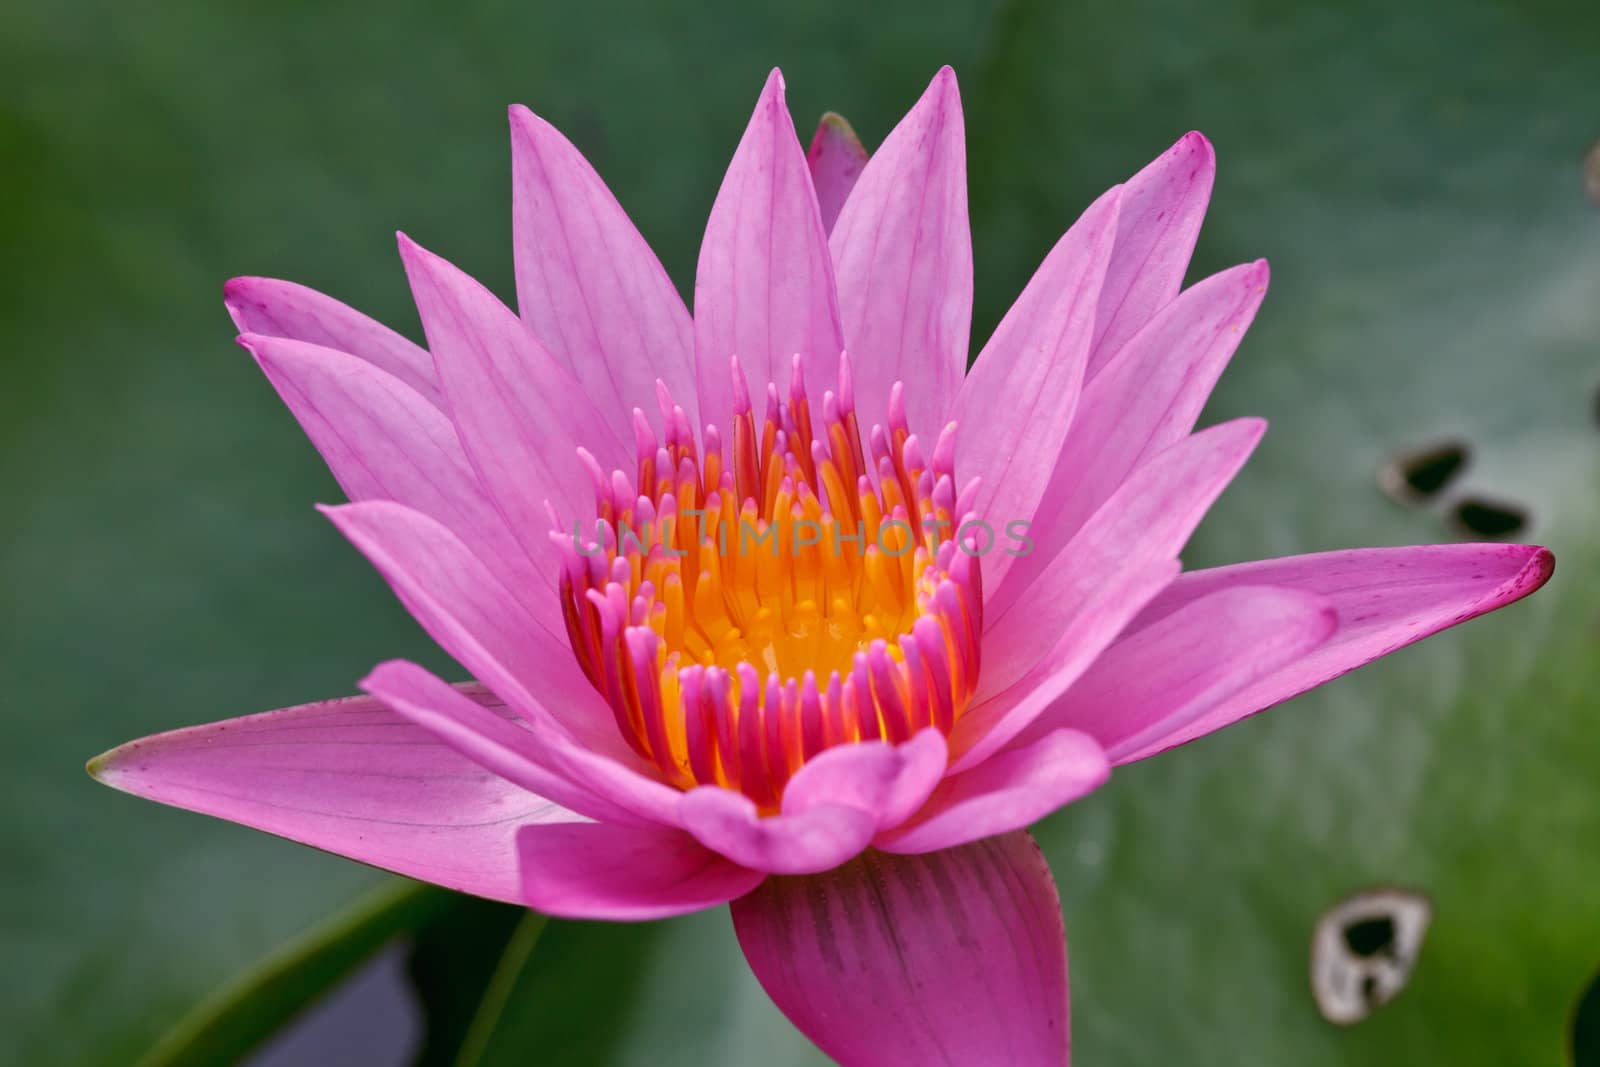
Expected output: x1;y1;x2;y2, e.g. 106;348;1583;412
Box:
90;66;1553;1065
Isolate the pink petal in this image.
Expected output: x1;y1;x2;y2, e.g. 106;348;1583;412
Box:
223;276;441;406
731;830;1070;1066
319;500;620;759
1088;131;1215;377
977;418;1266;703
953;186;1121;594
953;419;1264;771
1016;585;1337;763
806;112;868;235
509;104;697;439
361;659;677;827
829;67;971;438
241;334;548;619
996;260;1269;616
517;821;764;921
694;69;844;421
1114;543;1556;762
952;560;1180;774
877;729;1109;855
781;727;948;831
678;786;877;875
397;234;624;551
87;688;577;904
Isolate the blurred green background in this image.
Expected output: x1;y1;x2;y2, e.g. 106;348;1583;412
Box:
4;0;1598;1064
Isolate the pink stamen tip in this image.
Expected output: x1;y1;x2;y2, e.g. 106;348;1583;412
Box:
888;381;907;430
669;405;692;445
902;435;926;473
869;424;890;464
576;447;606;491
789;352;806;400
730;355;752;413
631;408;656;459
610;469;636;507
837;351;855;412
654;379;676;421
933;422;958;473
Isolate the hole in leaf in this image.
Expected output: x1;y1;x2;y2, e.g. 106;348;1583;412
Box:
1311;887;1431;1025
1452;497;1529;539
1573;966;1600;1067
1378;441;1469;505
1343;915;1398;958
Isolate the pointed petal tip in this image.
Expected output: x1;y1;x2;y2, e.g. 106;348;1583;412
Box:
84;747;117;783
1174;129;1216;161
507;102;556;144
929;65;962;105
816;111;858;137
1514;544;1556;595
357;657;414;695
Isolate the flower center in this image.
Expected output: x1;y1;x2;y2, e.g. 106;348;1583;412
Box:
556;353;981;806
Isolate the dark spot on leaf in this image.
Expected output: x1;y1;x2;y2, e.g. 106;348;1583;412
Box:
1343;915;1397;958
1378;440;1469;505
1453;497;1528;539
1573;965;1600;1067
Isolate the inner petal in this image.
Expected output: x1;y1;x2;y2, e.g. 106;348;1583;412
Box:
555;352;981;808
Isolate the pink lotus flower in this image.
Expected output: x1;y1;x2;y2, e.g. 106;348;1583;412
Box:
90;67;1553;1065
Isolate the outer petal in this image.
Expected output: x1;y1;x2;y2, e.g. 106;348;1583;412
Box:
953;419;1264;771
952;560;1180;773
398;234;624;557
731;831;1070;1067
1088;131;1215;377
1114;543;1556;761
954;186;1121;594
829;67;971;438
694;69;844;422
678;787;876;875
806;112;868;235
517;821;764;921
977;417;1266;702
360;659;675;827
242;335;547;618
1015;585;1338;763
223;277;441;406
877;729;1109;855
509;104;697;439
996;260;1269;615
87;688;576;904
781;727;948;831
319;501;619;759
